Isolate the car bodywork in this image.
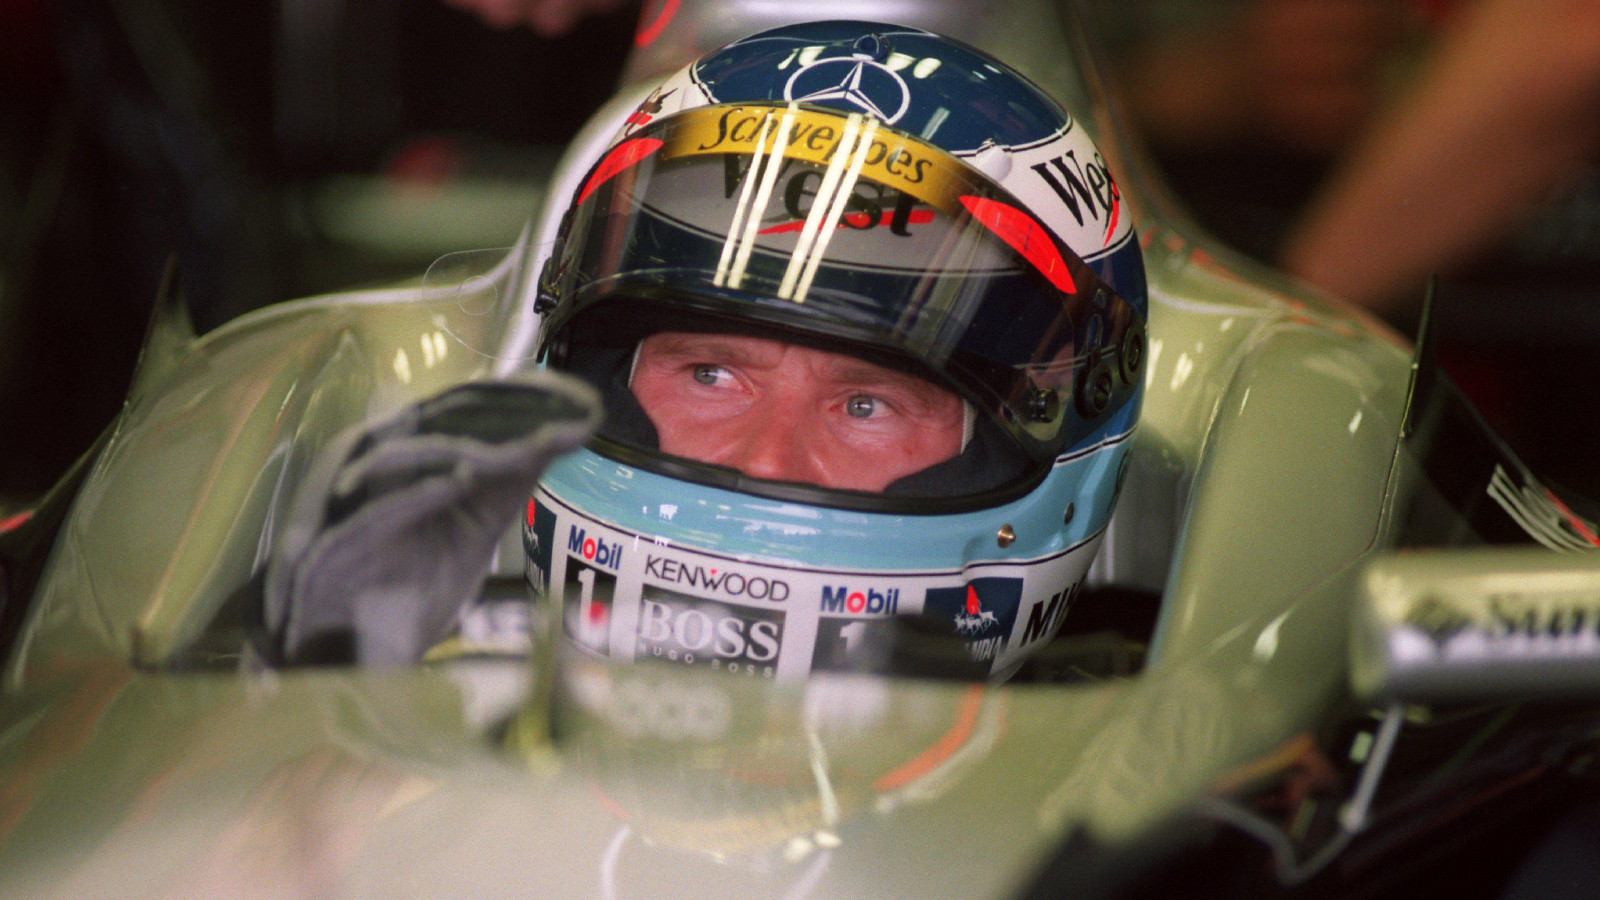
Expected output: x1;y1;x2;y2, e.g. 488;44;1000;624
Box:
2;1;1598;897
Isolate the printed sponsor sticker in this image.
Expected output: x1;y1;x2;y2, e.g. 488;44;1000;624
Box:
532;487;1102;678
659;104;966;215
922;578;1024;667
636;586;784;676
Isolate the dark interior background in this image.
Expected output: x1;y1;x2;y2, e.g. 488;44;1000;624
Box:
2;0;1596;506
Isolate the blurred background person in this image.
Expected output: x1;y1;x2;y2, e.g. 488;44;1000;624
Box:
1280;0;1600;320
1097;0;1416;264
1277;0;1600;496
1096;0;1600;497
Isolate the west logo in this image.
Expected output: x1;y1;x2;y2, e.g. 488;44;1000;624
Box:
820;585;900;616
567;527;623;570
1030;150;1119;231
721;157;929;237
778;168;926;236
644;555;790;601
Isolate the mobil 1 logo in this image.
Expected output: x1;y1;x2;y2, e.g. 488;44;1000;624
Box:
812;584;903;674
564;557;617;654
635;586;784;677
562;525;625;654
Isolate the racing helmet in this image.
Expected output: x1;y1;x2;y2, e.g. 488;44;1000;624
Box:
525;21;1147;680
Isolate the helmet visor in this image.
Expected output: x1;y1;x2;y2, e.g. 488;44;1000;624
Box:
545;102;1142;464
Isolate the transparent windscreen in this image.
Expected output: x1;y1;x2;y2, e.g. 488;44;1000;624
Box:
1392;361;1600;551
418;246;539;366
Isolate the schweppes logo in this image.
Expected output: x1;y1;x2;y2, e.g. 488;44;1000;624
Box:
660;103;968;215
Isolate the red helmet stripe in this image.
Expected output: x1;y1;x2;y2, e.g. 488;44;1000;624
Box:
578;137;665;206
1103;182;1121;247
960;195;1077;294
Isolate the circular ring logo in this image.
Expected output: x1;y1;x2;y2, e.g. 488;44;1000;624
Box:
783;55;911;124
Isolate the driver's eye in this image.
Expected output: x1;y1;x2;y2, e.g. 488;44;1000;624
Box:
845;395;877;418
692;365;727;386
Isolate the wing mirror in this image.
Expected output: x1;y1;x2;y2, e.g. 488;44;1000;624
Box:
1350;547;1600;703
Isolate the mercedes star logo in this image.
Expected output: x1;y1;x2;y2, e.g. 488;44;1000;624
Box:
783;56;911;124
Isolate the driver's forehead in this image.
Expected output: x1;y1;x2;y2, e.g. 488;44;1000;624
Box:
639;331;949;394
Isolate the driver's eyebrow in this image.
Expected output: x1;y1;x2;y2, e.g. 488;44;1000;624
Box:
821;357;953;407
645;332;956;409
645;333;779;368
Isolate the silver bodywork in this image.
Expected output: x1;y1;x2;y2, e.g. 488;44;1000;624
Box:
2;2;1590;897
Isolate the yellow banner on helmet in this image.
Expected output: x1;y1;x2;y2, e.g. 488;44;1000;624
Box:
658;104;971;214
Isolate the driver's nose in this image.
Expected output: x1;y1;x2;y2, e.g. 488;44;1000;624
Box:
720;399;825;485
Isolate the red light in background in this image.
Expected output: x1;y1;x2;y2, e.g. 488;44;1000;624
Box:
634;0;681;48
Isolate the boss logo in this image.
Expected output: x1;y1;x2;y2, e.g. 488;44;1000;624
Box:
636;594;784;674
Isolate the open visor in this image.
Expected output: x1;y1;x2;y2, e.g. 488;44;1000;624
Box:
540;102;1143;468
